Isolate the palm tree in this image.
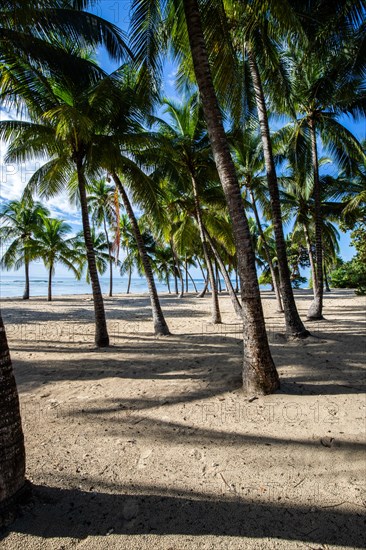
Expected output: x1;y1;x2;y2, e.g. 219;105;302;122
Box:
230;127;284;312
0;54;112;347
87;178;119;297
130;0;280;392
119;213;135;293
31;217;80;301
283;45;365;319
73;228;116;285
0;312;26;527
149;95;222;322
0;199;49;299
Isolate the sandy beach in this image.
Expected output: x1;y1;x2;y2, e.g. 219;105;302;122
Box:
0;289;365;549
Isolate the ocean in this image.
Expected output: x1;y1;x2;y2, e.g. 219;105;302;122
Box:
0;274;212;298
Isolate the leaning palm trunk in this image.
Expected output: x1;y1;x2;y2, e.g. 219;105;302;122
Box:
203;227;242;319
248;50;308;337
303;223;317;291
196;259;208;297
103;217;113;297
249;189;283;312
307;119;324;319
191;174;221;323
183;0;279;394
77;161;109;347
23;259;30;300
113;174;170;335
0;313;27;527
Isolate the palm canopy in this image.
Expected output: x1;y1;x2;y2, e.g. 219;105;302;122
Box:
31;217;80;276
0;199;49;271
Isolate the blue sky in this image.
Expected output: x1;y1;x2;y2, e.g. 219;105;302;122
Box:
0;0;364;280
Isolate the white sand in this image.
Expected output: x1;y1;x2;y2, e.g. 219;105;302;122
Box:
1;288;365;549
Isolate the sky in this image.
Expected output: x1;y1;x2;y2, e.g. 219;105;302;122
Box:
0;0;364;280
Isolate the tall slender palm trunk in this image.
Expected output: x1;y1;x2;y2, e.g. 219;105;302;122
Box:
77;160;109;347
113;174;170;335
324;265;331;292
249;189;283;312
171;240;184;298
103;217;113;297
191;174;221;323
126;264;132;294
248;50;308;338
204;227;242;318
183;0;279;394
23;260;30;300
48;263;53;302
307;119;324;319
0;313;27;527
303;223;317;291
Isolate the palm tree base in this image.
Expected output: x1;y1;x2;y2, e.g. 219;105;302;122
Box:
0;480;32;529
307;298;324;321
95;335;110;347
154;323;171;336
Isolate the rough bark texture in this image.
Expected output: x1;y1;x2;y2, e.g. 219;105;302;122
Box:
22;261;30;300
248;50;308;337
249;189;283;313
114;174;170;335
183;0;279;394
191;174;221;323
77;160;110;347
0;313;27;527
204;227;243;319
307;119;324;320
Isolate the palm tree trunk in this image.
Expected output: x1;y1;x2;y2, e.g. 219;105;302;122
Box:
0;313;27;527
191;174;221;323
247;50;308;338
235;268;239;293
171;240;184;298
77;159;109;347
215;260;222;292
249;189;283;312
324;265;331;292
126;264;132;294
48;263;53;302
166;273;171;294
183;0;279;394
303;223;317;291
307;119;324;320
187;269;198;292
23;260;30;300
185;256;189;292
196;260;208;297
103;217;113;297
113;174;170;335
203;227;242;318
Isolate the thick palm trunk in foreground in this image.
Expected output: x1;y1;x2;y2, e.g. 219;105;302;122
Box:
77;161;109;347
248;51;308;337
0;313;27;527
113;174;170;335
183;0;279;394
191;174;221;323
307;119;324;319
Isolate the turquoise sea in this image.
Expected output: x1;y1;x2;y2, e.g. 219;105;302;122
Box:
0;274;212;298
